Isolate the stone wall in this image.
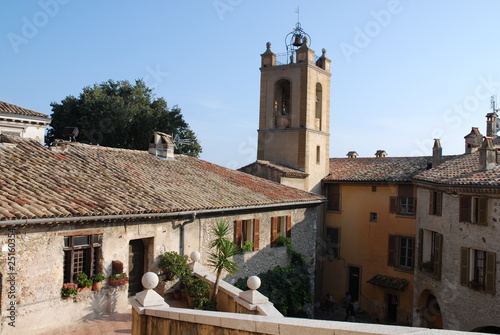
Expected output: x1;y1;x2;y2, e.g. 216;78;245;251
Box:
414;187;500;331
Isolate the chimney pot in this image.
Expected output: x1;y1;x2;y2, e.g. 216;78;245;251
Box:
432;139;442;167
479;136;497;171
375;150;387;158
347;151;358;158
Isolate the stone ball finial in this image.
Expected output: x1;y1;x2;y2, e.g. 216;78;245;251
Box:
190;251;201;263
247;275;261;290
266;42;271;49
142;272;159;290
322;48;326;55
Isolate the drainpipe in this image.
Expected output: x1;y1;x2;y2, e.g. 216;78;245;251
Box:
179;212;197;256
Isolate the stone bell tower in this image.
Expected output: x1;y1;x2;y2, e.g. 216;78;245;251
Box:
254;22;331;194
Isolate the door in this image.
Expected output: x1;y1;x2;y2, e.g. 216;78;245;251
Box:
348;266;360;302
387;293;398;323
128;239;145;296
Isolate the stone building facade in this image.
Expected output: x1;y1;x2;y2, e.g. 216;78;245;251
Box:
0;133;322;334
0;100;50;145
413;138;500;332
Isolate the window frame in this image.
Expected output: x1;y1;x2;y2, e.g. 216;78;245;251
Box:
325;226;340;260
234;219;260;252
271;215;291;247
326;183;340;212
459;196;488;225
460;247;496;294
63;233;102;283
418;229;442;279
388;235;415;271
429;190;443;216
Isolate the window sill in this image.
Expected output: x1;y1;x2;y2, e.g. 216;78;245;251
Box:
394;266;414;274
394;214;416;219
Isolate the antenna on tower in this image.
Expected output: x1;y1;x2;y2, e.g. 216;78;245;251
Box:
491;95;499;113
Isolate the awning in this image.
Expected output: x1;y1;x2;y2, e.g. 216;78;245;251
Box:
367;274;409;291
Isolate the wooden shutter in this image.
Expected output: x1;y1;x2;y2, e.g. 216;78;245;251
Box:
286;215;292;238
398;184;414;197
413;197;417;215
478;198;488;226
418;229;423;270
253;219;260;251
460;247;470;286
389;197;397;214
429;191;435;215
388;235;396;266
485;252;496;294
234;220;242;248
327;184;340;211
434;233;443;280
436;192;442;216
271;217;278;247
459;196;471;223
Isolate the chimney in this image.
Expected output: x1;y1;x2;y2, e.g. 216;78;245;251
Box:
148;132;176;160
486;113;498;137
375;150;387;158
464;127;483;154
346;151;358;158
432;139;442;167
479;137;497;171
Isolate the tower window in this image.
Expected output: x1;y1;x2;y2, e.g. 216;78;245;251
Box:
316;146;320;163
274;79;291;128
315;83;322;130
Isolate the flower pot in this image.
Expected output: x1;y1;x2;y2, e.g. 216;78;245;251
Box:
109;277;129;287
187;296;194;308
77;286;91;294
92;281;103;291
173;292;181;300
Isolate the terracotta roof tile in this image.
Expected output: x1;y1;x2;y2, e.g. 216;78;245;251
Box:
325;156;448;182
414;151;500;186
0;136;323;222
0;101;49;119
239;160;308;178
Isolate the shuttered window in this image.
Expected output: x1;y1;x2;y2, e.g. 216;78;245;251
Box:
234;219;260;252
429;191;443;216
388;235;414;270
459;196;488;225
460;247;496;294
63;234;102;283
326;184;340;212
389;185;416;216
271;215;292;247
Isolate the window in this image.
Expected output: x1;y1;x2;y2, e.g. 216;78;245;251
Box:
372;186;377;192
234;219;260;252
418;229;442;279
315;83;322;130
389;184;416;216
274;79;291;128
63;233;102;283
388;235;414;270
429;191;442;216
271;215;291;247
326;183;340;212
325;227;340;260
316;146;320;164
370;212;377;222
460;248;496;294
459;196;488;225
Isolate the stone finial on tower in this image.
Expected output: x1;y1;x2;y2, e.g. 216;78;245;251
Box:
432;139;442;167
261;42;276;67
315;48;331;71
464;127;483;154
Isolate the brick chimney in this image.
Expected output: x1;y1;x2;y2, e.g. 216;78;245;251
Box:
346;151;358;158
432;139;442;167
464;127;482;154
148;132;176;159
375;150;387;158
479;137;497;171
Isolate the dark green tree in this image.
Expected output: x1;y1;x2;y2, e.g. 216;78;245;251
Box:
46;79;202;157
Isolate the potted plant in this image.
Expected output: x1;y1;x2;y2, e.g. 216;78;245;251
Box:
173;288;182;300
276;233;290;247
75;273;92;293
91;273;106;291
157;251;190;281
61;282;78;298
193;296;213;310
241;240;254;253
109;273;129;286
185;278;210;308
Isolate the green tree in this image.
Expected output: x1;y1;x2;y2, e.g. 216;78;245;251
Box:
46;79;202;157
207;221;238;302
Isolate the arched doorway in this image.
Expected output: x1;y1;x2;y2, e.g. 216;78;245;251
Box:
417;290;443;329
471;326;500;334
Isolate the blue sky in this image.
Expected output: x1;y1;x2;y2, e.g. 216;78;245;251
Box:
1;1;500;168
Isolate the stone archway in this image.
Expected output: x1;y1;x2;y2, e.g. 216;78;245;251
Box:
417;290;443;329
471;326;500;334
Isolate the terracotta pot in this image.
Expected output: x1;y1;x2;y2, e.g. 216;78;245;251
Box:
77;286;91;294
187;296;194;308
109;277;129;287
92;281;103;291
173;292;181;300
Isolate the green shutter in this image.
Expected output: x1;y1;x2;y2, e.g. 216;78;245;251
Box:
434;233;443;280
460;247;470;286
485;252;496;294
478;198;488;226
418;229;423;270
459;196;471;223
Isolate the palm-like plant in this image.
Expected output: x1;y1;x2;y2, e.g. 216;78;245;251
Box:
207;221;239;301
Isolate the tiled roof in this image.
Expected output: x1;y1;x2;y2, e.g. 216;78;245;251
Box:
325;156;438;182
367;274;409;291
0;136;323;223
239;160;308;178
414;151;500;186
0;101;49;119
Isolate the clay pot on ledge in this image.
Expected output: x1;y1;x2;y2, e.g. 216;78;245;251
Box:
92;281;103;291
109;276;129;287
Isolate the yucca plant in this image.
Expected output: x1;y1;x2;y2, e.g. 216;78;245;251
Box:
207;220;239;302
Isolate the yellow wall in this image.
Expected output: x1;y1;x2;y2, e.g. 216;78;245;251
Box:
322;183;415;324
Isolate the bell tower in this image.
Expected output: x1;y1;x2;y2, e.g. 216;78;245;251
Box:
256;22;331;194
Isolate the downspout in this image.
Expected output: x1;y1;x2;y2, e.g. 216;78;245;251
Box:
179;212;197;256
